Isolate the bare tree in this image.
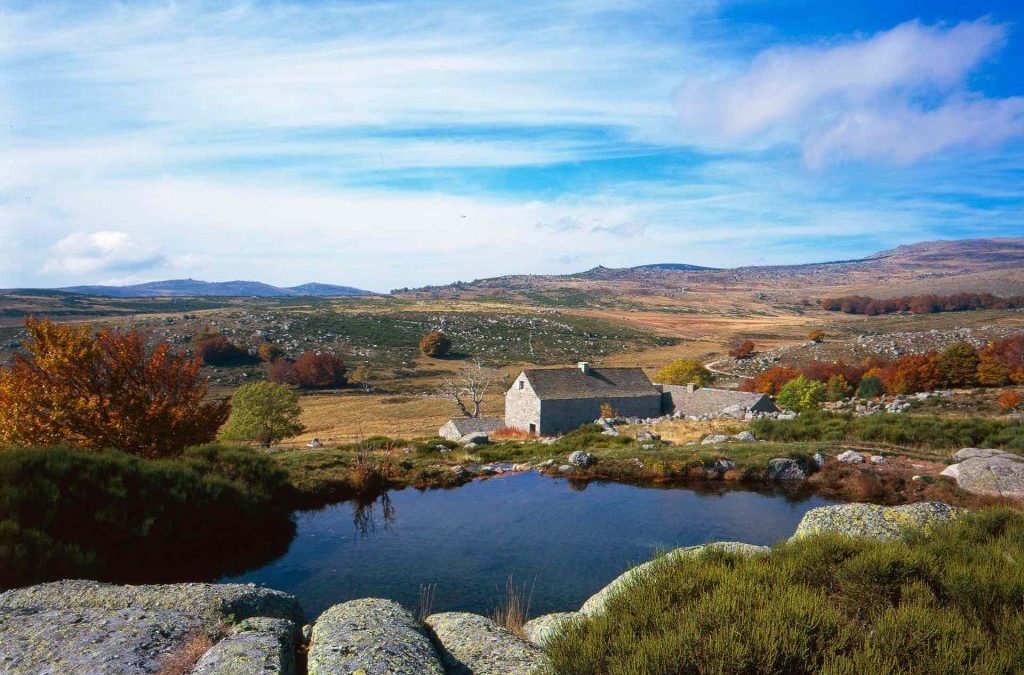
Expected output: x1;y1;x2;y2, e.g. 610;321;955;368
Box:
441;360;503;418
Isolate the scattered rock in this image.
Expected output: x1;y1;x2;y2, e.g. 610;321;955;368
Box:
836;450;865;464
568;450;594;468
812;452;826;469
450;465;470;479
732;431;756;442
791;502;965;541
192;617;298;675
701;434;729;445
458;432;489;446
308;598;444;675
580;542;769;616
711;458;737;473
522;612;579;648
425;612;545;675
941;448;1024;499
635;430;660;442
767;457;806;481
870;455;887;464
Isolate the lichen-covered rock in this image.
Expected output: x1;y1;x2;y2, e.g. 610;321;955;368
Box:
0;581;304;675
0;580;304;627
0;605;202;675
568;450;594;468
308;598;443;675
836;450;865;464
767;457;805;481
580;542;769;616
522;612;579;647
424;612;545;675
732;431;756;442
941;449;1024;499
701;434;729;445
192;617;298;675
790;501;965;541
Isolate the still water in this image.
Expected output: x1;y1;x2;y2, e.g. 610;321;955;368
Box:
224;472;838;618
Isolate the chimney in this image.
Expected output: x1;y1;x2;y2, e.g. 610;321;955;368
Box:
577;361;591;374
686;383;696;393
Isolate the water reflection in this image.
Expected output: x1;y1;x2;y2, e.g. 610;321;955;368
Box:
351;491;395;538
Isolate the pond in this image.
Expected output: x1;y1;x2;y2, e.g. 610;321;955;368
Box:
223;473;840;619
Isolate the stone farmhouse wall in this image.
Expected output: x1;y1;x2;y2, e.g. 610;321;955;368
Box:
537;395;661;435
505;376;542;434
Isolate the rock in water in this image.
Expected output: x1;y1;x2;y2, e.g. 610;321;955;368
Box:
0;581;303;675
790;502;965;541
522;612;580;648
424;612;545;675
192;617;298;675
580;542;769;616
941;449;1024;500
767;457;806;481
568;450;594;468
308;598;444;675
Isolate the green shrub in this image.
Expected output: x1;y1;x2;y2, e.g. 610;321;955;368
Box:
856;375;883;398
777;375;827;411
750;411;1024;451
545;509;1024;675
0;445;293;590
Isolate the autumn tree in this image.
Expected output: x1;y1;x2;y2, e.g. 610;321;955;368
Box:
825;374;853;401
441;360;501;418
419;330;452;358
220;382;304;447
257;342;284;363
739;366;800;395
350;363;373;392
294;352;347;388
654;358;715;387
976;336;1024;386
0;318;228;457
194;331;254;366
728;339;755;359
267;358;299;385
937;342;979;388
998;390;1022;411
877;353;943;395
807;329;825;343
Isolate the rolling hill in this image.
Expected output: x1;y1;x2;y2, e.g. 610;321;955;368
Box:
56;279;375;298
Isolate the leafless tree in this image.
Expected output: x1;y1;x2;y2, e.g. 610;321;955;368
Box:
441;360;503;418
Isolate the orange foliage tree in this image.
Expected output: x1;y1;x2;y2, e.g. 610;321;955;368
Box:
728;339;755;359
0;319;228;457
739;366;800;395
976;336;1024;386
294;352;347;388
998;389;1022;411
874;353;943;395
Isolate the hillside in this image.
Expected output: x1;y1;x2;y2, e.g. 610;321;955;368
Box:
397;237;1024;306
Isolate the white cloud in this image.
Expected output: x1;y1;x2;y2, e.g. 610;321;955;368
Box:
43;230;166;276
674;18;1023;165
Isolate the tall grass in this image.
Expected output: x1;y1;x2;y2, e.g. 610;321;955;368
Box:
492;574;534;637
417;582;438;623
545;508;1024;675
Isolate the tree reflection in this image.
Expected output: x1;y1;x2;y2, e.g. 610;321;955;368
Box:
351;490;395;538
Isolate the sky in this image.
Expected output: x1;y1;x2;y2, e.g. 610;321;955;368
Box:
2;0;1023;292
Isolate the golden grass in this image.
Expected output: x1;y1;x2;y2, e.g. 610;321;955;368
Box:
491;575;533;638
155;631;214;675
621;418;748;445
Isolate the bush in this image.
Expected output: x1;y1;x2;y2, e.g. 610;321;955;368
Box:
653;358;714;387
220;382;305;447
937;341;979;388
294;352;347;388
545;509;1024;675
419;330;452;358
0;445;292;590
268;357;299;385
998;390;1022;411
776;375;826;411
856;375;884;398
0;318;228;458
807;329;825;343
740;366;801;395
257;342;284;363
728;339;755;359
194;331;255;366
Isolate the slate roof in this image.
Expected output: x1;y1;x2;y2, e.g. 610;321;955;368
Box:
664;386;777;417
520;367;660;400
443;417;503;435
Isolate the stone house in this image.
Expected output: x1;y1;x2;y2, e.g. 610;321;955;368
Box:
505;362;663;436
661;383;777;418
438;417;502;441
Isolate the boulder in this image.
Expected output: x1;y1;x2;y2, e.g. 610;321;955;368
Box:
721;403;747;419
732;431;756;442
580;542;769;616
424;612;545;675
812;452;826;469
635;430;660;442
522;612;580;648
836;450;865;464
791;501;965;541
941;449;1024;499
308;598;444;675
192;617;298;675
0;581;302;675
459;432;489;446
767;457;805;481
568;450;594;468
701;434;729;445
870;455;887;464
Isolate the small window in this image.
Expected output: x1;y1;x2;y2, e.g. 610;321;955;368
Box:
529;423;536;434
518;381;525;390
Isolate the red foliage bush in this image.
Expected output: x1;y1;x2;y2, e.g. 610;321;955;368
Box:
267;358;298;385
194;332;253;366
739;366;800;395
293;352;346;388
728;339;755;359
977;336;1024;386
820;293;1023;316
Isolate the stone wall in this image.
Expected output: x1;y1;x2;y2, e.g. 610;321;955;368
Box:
539;395;661;435
505;374;541;434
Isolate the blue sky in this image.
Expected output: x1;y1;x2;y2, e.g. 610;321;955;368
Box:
2;0;1023;291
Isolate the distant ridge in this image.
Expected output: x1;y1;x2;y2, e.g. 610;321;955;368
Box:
56;279;375;298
